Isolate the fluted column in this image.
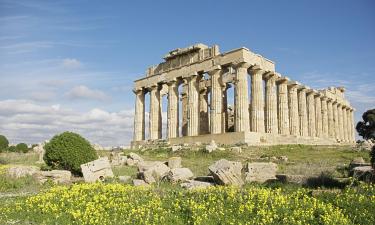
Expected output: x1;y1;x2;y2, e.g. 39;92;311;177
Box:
187;73;199;136
133;88;145;141
337;103;343;141
234;62;250;132
327;99;335;138
209;66;223;134
167;80;179;139
277;77;289;135
321;97;328;138
306;90;316;137
342;106;348;142
346;108;352;143
149;85;161;140
314;94;322;137
350;109;356;142
199;86;209;135
288;82;299;136
181;84;188;136
298;87;308;136
222;84;229;133
332;102;339;141
249;65;265;132
264;72;279;134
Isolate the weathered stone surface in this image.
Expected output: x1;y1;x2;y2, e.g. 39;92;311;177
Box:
208;159;244;186
81;157;114;183
167;157;182;169
118;175;131;183
137;161;170;183
133;179;149;186
205;140;217;153
349;157;369;171
230;146;242;153
35;170;71;184
7;166;40;178
352;166;374;181
244;162;277;183
171;145;182;152
276;174;308;184
181;180;214;190
167;168;194;183
278;156;288;162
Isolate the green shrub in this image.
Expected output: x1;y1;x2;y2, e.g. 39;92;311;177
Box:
7;146;16;152
0;135;9;152
371;145;375;169
16;143;28;153
44;131;98;175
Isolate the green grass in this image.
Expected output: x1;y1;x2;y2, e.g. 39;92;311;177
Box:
0;152;40;166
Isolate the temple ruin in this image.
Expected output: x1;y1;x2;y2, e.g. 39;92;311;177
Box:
131;44;355;148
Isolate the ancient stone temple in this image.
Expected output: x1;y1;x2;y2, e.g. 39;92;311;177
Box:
131;44;355;148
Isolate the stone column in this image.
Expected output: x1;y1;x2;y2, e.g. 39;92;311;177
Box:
234;62;250;132
306;90;316;137
288;82;299;136
277;77;290;135
209;66;223;134
332;102;339;141
222;84;229;133
346;108;352;143
314;94;322;137
337;103;343;141
181;84;188;136
264;72;279;134
327;99;335;138
298;87;308;136
133;88;145;141
321;97;329;138
149;85;161;140
342;105;348;142
350;109;356;142
199;85;209;135
167;80;179;139
187;73;199;136
249;65;265;133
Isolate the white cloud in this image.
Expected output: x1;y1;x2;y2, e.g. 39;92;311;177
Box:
62;58;82;69
65;85;110;101
0;99;134;146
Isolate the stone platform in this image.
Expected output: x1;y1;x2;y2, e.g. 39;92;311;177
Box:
131;131;349;149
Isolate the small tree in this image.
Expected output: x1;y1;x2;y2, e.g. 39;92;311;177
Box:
44;131;98;175
356;108;375;169
16;143;28;153
0;135;9;152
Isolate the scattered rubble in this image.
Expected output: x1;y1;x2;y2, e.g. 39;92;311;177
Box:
167;157;182;169
244;162;277;183
181;180;214;190
205;140;218;153
230;146;242;153
35;170;71;184
167;168;194;183
80;157;114;183
208;159;244;186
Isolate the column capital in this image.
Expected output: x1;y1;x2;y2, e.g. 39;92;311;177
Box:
166;78;178;86
321;96;328;101
297;84;307;91
132;87;144;95
263;71;280;80
248;64;263;74
207;65;222;75
233;61;251;69
276;76;290;84
287;81;300;89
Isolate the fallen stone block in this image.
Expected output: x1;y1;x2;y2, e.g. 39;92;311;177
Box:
35;170;71;184
7;165;40;178
167;168;194;183
352;166;374;182
208;159;244;186
137;161;170;183
205;140;217;153
244;162;277;183
167;157;182;169
171;145;182;152
230;146;242;153
181;180;214;190
125;152;144;166
81;157;114;183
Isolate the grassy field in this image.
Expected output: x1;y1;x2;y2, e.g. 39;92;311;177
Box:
0;145;373;224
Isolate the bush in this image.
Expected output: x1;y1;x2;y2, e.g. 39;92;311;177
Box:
44;131;98;175
7;146;16;152
16;143;28;153
371;145;375;169
0;135;9;152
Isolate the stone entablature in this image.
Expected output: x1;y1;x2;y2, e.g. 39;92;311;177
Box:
132;44;355;148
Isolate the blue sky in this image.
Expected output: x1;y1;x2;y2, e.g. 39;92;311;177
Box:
0;0;374;146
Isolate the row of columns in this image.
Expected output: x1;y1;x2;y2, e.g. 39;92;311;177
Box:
133;63;355;143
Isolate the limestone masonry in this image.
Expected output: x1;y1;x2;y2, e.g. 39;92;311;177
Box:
132;44;355;148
